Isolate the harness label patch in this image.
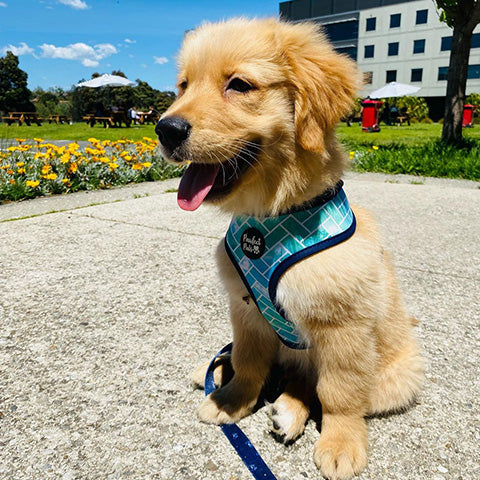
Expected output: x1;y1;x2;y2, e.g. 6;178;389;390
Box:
241;227;265;259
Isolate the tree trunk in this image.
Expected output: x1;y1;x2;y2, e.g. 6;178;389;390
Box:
442;26;472;144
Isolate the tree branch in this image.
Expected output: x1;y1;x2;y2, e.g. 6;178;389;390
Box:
465;1;480;32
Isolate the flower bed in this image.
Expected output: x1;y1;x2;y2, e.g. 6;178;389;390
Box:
0;137;183;203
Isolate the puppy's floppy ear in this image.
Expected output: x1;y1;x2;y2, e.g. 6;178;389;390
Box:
279;22;361;153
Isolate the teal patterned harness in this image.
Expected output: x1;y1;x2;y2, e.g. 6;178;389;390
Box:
224;184;356;349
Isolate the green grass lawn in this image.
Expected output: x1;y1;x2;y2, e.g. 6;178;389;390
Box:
3;120;480;145
0;122;158;142
337;122;480;147
1;121;479;184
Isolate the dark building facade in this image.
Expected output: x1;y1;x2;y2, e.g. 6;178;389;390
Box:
279;0;418;61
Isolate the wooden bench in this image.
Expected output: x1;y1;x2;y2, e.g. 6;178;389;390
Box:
83;115;114;128
48;115;70;124
2;112;43;126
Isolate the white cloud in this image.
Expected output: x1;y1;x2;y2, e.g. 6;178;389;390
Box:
124;38;136;44
39;42;117;67
1;42;35;56
154;56;168;65
58;0;89;9
0;3;8;7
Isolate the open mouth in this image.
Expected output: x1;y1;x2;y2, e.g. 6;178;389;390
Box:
177;142;260;211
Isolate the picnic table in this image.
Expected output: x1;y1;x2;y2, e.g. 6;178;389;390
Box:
83;111;131;128
2;112;43;126
48;114;70;124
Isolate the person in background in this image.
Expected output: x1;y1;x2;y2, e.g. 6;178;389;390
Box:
128;106;140;124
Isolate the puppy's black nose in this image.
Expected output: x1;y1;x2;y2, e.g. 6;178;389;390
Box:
155;116;191;153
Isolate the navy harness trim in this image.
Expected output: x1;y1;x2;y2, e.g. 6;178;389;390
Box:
204;343;278;480
268;212;357;319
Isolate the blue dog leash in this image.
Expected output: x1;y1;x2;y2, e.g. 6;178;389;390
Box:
204;343;277;480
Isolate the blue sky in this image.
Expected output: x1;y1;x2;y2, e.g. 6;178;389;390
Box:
0;0;280;92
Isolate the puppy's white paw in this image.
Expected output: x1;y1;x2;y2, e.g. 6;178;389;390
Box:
268;394;309;444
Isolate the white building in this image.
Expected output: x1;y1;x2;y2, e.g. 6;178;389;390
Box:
280;0;480;119
358;0;480;97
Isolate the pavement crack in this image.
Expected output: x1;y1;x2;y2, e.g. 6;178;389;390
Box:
395;264;478;281
67;211;223;241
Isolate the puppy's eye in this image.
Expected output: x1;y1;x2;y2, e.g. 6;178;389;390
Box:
178;80;188;90
227;78;254;93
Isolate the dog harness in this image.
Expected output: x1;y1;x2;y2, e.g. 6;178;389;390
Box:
224;181;356;349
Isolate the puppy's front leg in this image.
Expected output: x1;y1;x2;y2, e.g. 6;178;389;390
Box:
197;298;278;424
197;242;279;425
312;322;376;480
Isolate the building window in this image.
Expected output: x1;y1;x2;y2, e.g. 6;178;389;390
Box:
416;9;428;25
468;64;480;79
366;17;376;31
363;72;373;84
390;13;401;28
438;67;449;81
413;39;425;54
364;45;375;58
388;42;399;56
443;33;480;49
441;36;452;51
472;33;480;48
411;68;423;82
386;70;397;83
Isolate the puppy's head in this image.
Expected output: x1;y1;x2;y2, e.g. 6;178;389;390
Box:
156;18;360;215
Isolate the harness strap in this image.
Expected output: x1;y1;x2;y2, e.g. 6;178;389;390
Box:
204;343;278;480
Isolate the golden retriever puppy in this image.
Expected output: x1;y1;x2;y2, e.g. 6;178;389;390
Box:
156;18;424;480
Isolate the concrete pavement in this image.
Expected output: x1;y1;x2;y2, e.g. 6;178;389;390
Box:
0;173;479;480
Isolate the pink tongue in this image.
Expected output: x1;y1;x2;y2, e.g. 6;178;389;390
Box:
177;163;220;211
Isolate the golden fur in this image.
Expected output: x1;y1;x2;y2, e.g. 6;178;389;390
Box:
161;18;424;480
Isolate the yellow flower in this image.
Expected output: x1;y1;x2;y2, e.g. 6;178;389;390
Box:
15;138;26;144
109;162;119;170
60;153;71;164
16;162;25;167
132;163;142;170
26;180;40;188
349;151;355;159
17;168;26;174
87;137;100;144
123;154;132;161
372;145;379;150
41;164;52;175
6;169;13;175
142;162;152;168
45;173;57;180
61;179;69;184
68;163;78;174
34;138;44;143
9;179;15;184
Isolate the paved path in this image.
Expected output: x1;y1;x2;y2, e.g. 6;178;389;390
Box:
1;173;478;480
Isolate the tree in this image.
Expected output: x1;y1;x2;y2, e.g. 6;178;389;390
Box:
0;51;34;114
436;0;480;144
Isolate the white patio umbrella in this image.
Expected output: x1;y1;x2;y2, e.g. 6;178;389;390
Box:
76;74;135;88
369;82;420;99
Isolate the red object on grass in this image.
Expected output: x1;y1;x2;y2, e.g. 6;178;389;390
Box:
462;104;475;128
361;99;383;132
